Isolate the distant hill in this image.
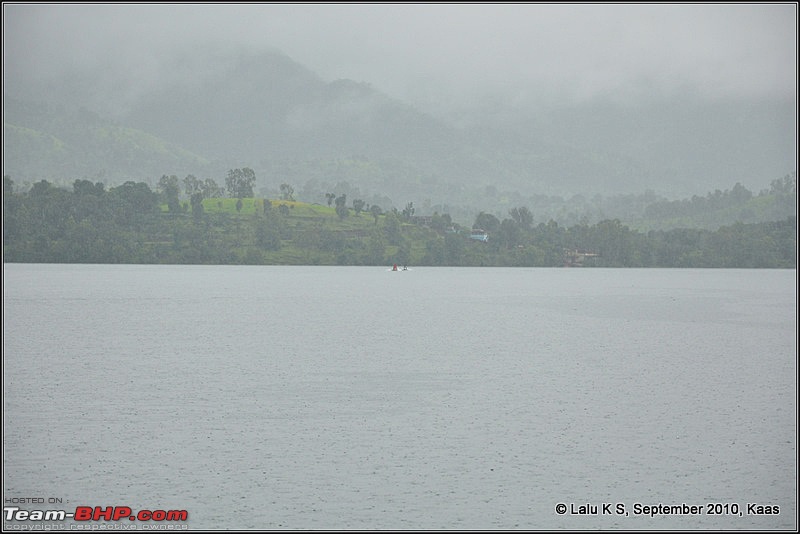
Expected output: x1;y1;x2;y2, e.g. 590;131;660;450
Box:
3;47;796;207
123;52;461;162
3;95;209;185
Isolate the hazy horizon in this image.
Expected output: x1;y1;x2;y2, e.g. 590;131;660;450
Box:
3;3;796;112
2;3;797;200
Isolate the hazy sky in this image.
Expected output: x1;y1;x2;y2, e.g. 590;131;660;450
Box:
3;3;797;109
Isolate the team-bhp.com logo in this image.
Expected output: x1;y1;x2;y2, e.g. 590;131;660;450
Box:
5;506;188;522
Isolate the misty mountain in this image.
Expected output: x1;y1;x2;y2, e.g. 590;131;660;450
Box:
3;48;795;207
449;92;795;198
136;53;445;156
3;95;209;184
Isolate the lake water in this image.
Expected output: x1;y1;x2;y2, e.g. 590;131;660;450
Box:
3;264;797;530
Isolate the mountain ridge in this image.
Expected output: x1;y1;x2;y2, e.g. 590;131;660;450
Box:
3;47;796;207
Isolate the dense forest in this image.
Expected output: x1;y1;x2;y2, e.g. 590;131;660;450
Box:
3;172;795;268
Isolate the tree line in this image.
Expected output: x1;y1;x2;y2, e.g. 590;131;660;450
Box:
2;174;796;268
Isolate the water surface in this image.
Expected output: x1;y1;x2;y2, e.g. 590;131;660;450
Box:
3;264;796;530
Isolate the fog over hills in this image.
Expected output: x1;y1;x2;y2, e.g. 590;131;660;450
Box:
3;4;796;214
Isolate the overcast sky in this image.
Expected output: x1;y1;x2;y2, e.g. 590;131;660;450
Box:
3;3;797;109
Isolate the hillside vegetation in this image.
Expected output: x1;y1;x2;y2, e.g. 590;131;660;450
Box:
3;176;795;268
